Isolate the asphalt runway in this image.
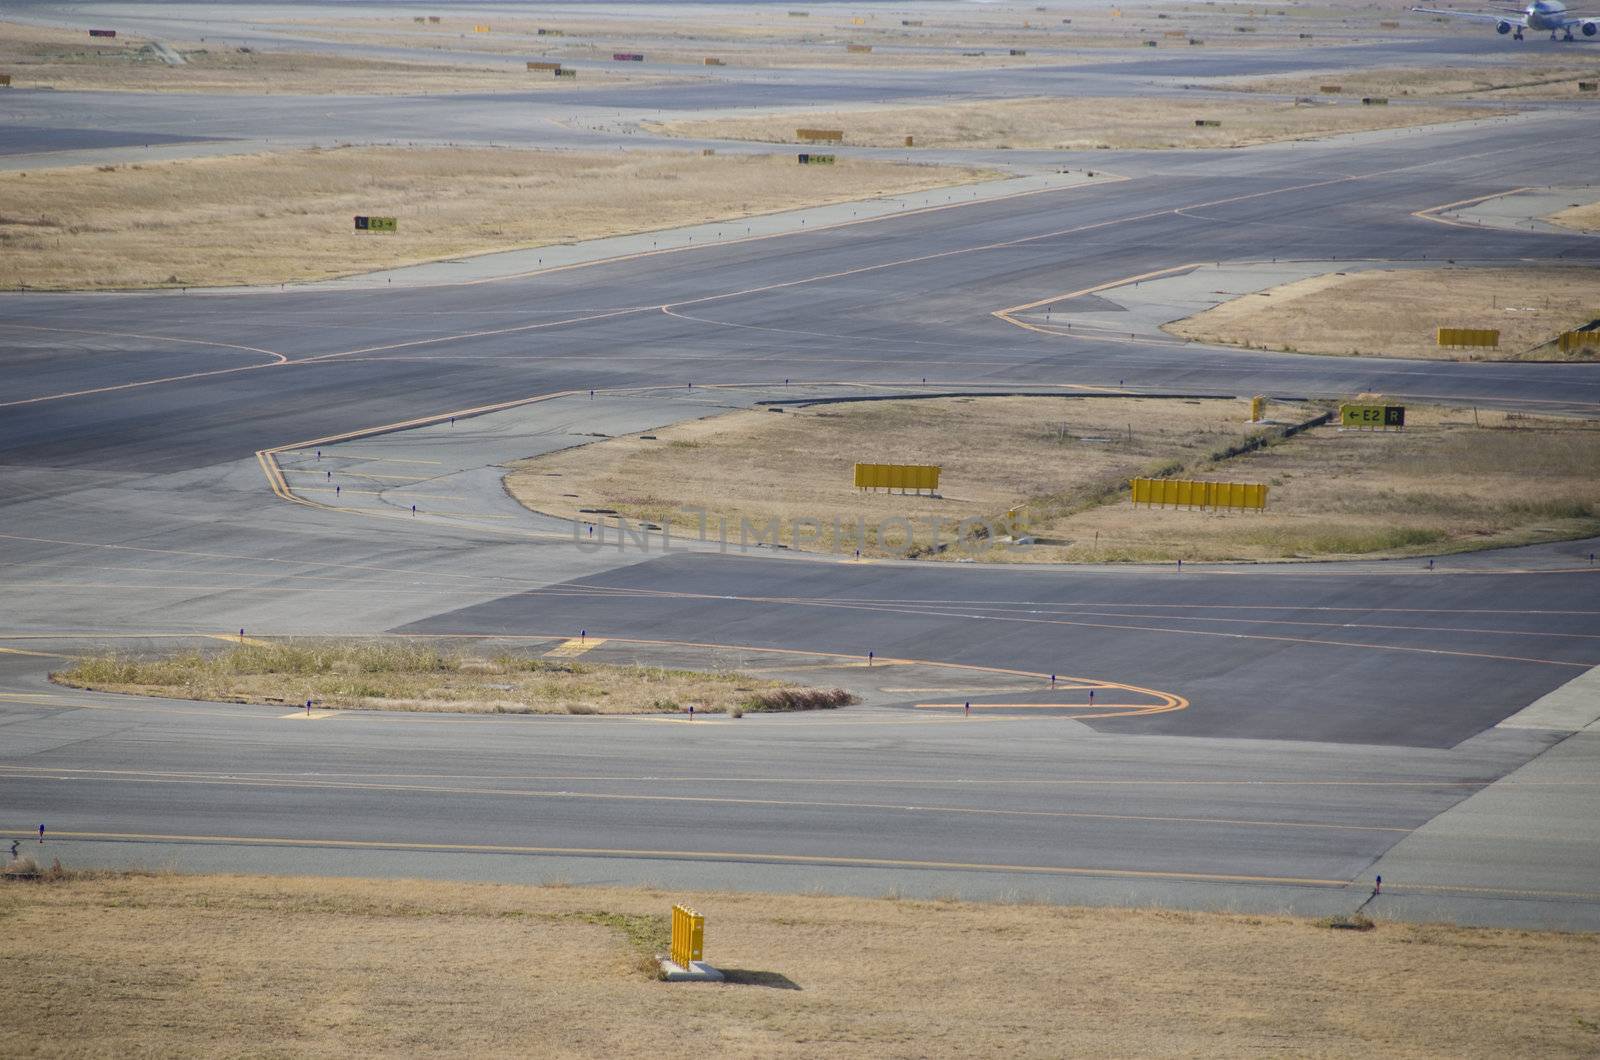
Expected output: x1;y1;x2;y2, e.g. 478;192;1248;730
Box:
2;3;1598;927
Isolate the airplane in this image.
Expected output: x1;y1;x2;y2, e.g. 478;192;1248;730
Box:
1411;0;1598;40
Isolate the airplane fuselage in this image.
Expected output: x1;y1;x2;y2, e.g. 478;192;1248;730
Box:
1526;0;1569;30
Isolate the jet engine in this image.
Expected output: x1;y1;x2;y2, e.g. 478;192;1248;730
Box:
1497;19;1513;32
1583;19;1598;34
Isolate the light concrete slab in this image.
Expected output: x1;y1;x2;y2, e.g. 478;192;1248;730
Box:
659;959;724;982
1442;184;1600;235
1497;663;1600;732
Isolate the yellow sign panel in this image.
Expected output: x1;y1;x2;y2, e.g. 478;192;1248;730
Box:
1436;327;1499;348
796;128;844;142
1558;330;1600;352
1130;478;1267;511
670;905;704;969
473;24;490;33
1340;404;1405;429
855;463;941;492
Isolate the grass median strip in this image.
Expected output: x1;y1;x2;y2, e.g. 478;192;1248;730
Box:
651;95;1504;150
1215;61;1600;100
0;145;996;290
0;869;1595;1057
507;396;1280;558
507;395;1600;562
0;20;667;94
1164;266;1600;361
1548;200;1600;234
50;640;856;715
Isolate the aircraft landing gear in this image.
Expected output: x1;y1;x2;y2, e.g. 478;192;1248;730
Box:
1562;29;1575;40
1514;29;1524;38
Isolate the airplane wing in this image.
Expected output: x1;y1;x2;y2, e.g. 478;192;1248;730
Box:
1410;6;1529;22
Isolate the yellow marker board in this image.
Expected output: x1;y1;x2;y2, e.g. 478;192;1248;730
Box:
1130;478;1267;510
671;905;704;968
1340;404;1405;429
1436;327;1499;348
855;463;940;492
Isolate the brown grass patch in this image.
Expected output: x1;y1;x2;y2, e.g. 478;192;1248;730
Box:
0;145;994;290
507;396;1600;562
652;95;1503;150
0;19;670;94
0;871;1596;1057
1165;266;1600;361
1017;405;1600;562
1548;200;1600;234
259;5;1413;60
506;396;1282;558
49;640;855;715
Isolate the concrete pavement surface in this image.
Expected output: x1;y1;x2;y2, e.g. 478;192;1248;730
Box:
2;1;1598;929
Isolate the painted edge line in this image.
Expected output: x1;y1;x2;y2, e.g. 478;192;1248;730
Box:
20;827;1348;889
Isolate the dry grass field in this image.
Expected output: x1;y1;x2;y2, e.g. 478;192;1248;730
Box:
1216;61;1600;100
275;17;1064;69
0;146;993;290
1035;404;1600;562
505;396;1277;557
49;640;852;715
0;20;663;93
1549;199;1600;233
267;8;1370;62
0;871;1596;1058
1165;266;1600;360
507;396;1600;562
653;96;1502;150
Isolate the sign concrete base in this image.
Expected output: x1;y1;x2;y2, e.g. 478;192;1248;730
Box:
659;958;724;982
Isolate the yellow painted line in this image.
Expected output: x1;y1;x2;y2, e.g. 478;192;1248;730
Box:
0;326;288;410
4;772;1406;835
645;716;730;725
1410;186;1535;230
416;174;1127;293
283;470;430;481
994;262;1206;324
544;637;605;657
279;710;339;720
207;634;274;648
299;487;464;499
14;827;1353;888
916;702;1152;710
0;692;63;703
881;685;1082;693
0;765;1536;789
0;646;65;658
